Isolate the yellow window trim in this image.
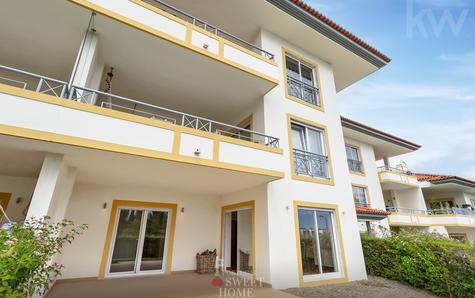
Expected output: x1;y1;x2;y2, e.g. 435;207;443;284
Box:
98;200;178;279
351;184;371;207
345;143;365;176
66;0;278;85
219;201;256;278
282;48;325;112
293;201;348;287
0;83;283;156
287;114;334;185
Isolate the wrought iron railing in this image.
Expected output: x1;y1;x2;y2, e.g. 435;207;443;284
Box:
0;64;280;148
287;76;320;106
347;159;363;173
142;0;275;60
293;148;329;179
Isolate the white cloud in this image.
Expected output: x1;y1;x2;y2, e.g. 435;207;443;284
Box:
438;52;475;77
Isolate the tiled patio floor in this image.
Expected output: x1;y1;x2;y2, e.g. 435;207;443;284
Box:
47;272;297;298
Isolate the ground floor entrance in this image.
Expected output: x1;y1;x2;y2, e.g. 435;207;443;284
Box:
105;203;174;277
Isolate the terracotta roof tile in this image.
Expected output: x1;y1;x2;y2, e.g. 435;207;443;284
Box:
290;0;391;63
355;206;390;216
415;173;475;185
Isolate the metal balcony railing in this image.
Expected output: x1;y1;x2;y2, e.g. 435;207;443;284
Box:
386;207;427;215
354;202;371;208
142;0;275;60
347;159;363;173
428;208;475;216
377;166;412;175
386;206;475;216
0;64;280;148
293;148;329;179
286;76;320;106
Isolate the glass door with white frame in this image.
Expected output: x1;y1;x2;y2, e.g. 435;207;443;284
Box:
108;207;171;276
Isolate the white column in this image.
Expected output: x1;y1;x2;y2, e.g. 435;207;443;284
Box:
26;153;76;220
70;31;103;104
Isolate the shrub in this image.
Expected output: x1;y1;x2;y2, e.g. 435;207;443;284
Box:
361;231;475;298
0;217;87;298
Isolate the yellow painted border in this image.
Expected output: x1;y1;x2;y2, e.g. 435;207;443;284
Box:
287;114;334;185
345;143;365;176
282;48;324;112
0;84;282;155
98;200;178;279
387;214;475;227
66;0;278;85
0;84;285;179
293;201;348;287
219;201;256;278
448;233;469;244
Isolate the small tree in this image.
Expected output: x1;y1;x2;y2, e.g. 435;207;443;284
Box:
0;217;87;298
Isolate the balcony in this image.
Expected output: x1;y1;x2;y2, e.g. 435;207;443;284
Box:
292;149;329;179
386;207;475;227
378;166;419;190
0;64;285;181
71;0;279;85
347;159;363;174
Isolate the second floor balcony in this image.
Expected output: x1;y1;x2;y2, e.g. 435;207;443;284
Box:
0;64;284;179
378;166;419;190
386;207;475;227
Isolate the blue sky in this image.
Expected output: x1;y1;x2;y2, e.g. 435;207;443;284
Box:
306;0;475;178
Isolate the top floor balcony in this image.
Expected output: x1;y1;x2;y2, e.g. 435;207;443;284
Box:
378;166;419;190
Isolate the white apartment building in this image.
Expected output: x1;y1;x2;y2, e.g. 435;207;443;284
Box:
341;118;475;245
6;0;459;293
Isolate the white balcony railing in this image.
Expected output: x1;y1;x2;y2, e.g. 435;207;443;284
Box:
0;64;279;148
386;207;475;216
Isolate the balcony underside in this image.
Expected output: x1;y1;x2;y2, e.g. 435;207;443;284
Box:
0;0;276;123
0;133;281;196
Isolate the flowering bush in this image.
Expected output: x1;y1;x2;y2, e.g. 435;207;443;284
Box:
0;217;87;298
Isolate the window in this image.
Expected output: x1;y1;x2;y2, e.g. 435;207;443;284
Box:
285;53;321;107
291;122;329;179
352;186;369;207
345;145;363;173
297;207;339;276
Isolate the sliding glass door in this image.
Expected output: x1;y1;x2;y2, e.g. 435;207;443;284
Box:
298;207;339;276
108;207;171;276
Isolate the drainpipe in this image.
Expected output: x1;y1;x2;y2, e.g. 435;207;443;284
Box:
383;157;390;170
366;221;372;236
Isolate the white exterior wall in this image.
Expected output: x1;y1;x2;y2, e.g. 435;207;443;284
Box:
260;30;366;289
393;187;427;211
345;138;390;233
0;175;37;222
60;183;222;279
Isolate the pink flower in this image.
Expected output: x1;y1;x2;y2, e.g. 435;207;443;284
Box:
3;240;14;247
34;251;44;257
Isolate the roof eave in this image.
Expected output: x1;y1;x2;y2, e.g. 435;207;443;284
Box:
265;0;390;68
